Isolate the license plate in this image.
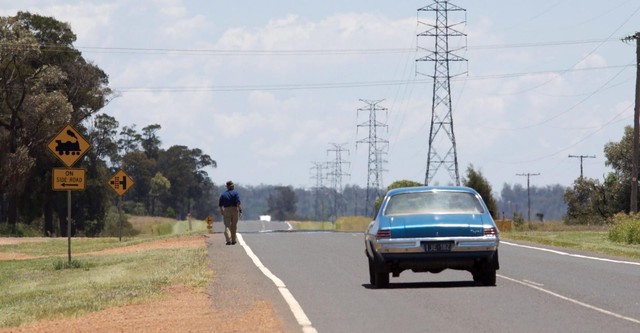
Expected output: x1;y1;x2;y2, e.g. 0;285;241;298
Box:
423;241;453;252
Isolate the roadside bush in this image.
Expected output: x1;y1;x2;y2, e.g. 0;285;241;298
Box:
608;213;640;245
100;206;139;237
335;216;371;232
0;223;39;237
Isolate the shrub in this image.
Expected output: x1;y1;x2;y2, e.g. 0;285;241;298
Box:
100;206;139;237
608;213;640;245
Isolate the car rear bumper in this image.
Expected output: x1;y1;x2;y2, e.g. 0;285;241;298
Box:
366;236;499;272
370;236;499;254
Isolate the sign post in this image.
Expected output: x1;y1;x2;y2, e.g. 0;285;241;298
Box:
108;169;134;241
47;124;91;264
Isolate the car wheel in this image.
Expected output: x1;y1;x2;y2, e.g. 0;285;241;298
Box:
368;257;375;285
480;268;496;286
374;271;389;288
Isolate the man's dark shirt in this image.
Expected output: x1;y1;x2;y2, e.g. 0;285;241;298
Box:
219;189;241;207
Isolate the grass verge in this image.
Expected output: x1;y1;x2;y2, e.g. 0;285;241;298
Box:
0;233;210;328
501;230;640;259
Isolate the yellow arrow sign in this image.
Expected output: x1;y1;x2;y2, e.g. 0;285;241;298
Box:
47;124;91;167
52;168;86;191
108;169;134;196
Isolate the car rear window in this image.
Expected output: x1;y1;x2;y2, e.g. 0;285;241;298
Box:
383;191;485;216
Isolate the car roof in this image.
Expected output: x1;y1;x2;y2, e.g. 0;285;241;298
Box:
386;186;478;196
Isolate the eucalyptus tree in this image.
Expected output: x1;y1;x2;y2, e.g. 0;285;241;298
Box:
0;12;112;232
157;145;216;219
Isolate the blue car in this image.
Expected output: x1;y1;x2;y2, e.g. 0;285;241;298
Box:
365;186;500;288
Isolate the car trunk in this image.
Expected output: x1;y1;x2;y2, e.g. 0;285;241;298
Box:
388;214;485;238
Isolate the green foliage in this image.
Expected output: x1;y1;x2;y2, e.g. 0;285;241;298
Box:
53;259;88;270
335;216;371;231
267;186;298;221
166;207;176;218
462;164;498;218
564;177;614;225
608;213;640;244
156;223;175;236
100;207;139;238
603;126;637;212
0;223;39;237
373;180;423;213
0;243;210;328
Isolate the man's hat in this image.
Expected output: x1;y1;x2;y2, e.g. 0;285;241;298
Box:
226;180;234;188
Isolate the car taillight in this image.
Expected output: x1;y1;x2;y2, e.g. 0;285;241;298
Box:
484;226;498;236
376;229;391;239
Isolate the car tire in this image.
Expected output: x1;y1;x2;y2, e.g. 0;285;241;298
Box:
479;268;496;286
368;257;375;285
374;271;389;288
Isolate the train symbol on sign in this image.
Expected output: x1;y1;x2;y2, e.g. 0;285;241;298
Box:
54;130;81;156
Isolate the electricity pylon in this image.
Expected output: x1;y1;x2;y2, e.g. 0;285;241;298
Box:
327;143;350;219
417;0;467;186
357;99;388;216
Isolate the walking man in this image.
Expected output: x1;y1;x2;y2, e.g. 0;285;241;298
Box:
219;180;242;245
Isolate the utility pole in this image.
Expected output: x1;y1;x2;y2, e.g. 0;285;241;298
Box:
357;99;389;217
568;154;596;179
417;1;467;186
623;32;640;213
516;173;540;222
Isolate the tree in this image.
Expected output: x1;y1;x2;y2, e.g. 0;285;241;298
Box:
564;177;613;225
0;12;111;229
267;186;297;221
118;125;141;156
462;164;498;218
89;114;120;166
374;180;423;214
604;125;636;212
141;124;161;159
158;145;216;219
149;172;171;216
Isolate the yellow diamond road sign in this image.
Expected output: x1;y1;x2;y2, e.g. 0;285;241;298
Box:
47;124;91;167
108;169;134;196
52;168;86;191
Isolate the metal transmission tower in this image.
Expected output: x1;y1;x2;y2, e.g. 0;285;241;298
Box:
356;99;389;216
417;1;467;186
327;143;350;219
310;162;328;220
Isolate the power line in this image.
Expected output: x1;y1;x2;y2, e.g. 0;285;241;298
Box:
108;64;633;93
1;37;621;55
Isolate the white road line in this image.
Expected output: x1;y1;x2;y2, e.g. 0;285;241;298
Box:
237;233;317;333
522;279;544;287
499;275;640;325
501;241;640;266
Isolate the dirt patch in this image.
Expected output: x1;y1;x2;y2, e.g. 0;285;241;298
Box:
0;236;204;261
0;235;287;333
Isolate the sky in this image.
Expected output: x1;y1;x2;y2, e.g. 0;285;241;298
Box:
3;1;639;193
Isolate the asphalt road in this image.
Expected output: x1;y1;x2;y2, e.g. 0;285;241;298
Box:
229;220;640;333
